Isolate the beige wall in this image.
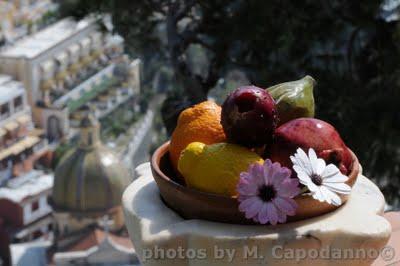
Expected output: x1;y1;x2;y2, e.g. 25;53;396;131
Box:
54;212;95;237
54;207;125;238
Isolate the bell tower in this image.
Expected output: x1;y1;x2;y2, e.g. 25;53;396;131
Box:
79;112;101;148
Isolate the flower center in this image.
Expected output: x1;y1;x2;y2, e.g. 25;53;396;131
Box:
311;174;323;186
258;185;276;202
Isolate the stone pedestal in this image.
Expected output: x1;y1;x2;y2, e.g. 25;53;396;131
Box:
123;163;392;266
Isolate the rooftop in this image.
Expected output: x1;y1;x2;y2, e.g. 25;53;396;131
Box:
0;17;95;59
53;228;138;266
66;229;134;252
0;173;53;203
0;79;25;105
0;136;40;161
0;75;13;85
10;240;51;266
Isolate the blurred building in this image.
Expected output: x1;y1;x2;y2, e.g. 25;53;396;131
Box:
48;112;136;265
0;218;11;265
0;103;141;264
0;0;58;45
0;75;49;181
53;228;138;266
9;240;50;266
0;17;141;143
51;112;131;239
0;172;54;243
0;75;53;244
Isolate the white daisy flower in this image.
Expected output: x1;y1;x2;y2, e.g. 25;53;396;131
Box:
290;148;352;206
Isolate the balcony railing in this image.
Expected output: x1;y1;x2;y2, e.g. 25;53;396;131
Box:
33;139;48;153
53;64;117;111
0;113;10;120
71;78;118;113
65;66;103;91
14;105;25;113
7;170;43;189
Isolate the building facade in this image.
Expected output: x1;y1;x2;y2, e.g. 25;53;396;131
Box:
0;75;48;183
0;13;145;264
51;113;132;250
0;75;53;242
53;229;138;266
0;75;53;243
0;0;58;45
0;17;141;143
0;174;53;243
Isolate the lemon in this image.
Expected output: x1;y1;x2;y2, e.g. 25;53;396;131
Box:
178;142;263;196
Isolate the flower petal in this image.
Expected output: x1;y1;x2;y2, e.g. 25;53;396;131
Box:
276;178;300;198
276;209;287;223
266;202;278;225
321;164;340;179
239;172;252;182
239;197;263;219
322;167;348;183
324;174;349;183
290;148;313;175
263;159;273;185
294;167;312;184
308;148;318;166
320;186;342;206
295;148;313;175
237;185;258;196
271;165;291;187
273;197;297;216
249;164;265;186
320;187;334;204
307;148;326;175
322;182;352;194
237;177;259;196
258;203;269;224
238;197;255;210
311;186;326;202
306;181;319;193
315;158;326;176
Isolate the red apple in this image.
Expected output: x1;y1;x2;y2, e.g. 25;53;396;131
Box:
221;86;277;147
269;118;352;175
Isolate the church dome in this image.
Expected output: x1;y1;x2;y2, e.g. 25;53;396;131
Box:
52;114;132;215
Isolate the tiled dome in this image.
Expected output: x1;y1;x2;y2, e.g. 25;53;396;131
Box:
52;114;131;215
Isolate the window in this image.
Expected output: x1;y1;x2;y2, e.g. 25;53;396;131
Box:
32;230;43;239
26;147;33;156
88;132;93;145
12;154;21;164
0;160;7;169
0;103;9;116
32;200;39;211
14;96;23;110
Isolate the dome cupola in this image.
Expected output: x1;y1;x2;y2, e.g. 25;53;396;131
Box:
52;112;131;216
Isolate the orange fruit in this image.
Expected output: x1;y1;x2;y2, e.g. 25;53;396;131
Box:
169;101;226;171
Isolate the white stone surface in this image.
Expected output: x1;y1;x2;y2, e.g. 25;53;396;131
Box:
123;163;391;266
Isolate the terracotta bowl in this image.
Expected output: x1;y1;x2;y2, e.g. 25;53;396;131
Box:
151;142;359;225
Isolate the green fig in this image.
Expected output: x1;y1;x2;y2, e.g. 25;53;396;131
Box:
267;75;315;125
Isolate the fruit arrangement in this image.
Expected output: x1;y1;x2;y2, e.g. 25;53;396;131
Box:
163;75;356;225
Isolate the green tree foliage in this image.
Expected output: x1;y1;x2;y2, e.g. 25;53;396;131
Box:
61;0;400;207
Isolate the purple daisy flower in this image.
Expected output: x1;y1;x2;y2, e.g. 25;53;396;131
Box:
237;159;300;225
